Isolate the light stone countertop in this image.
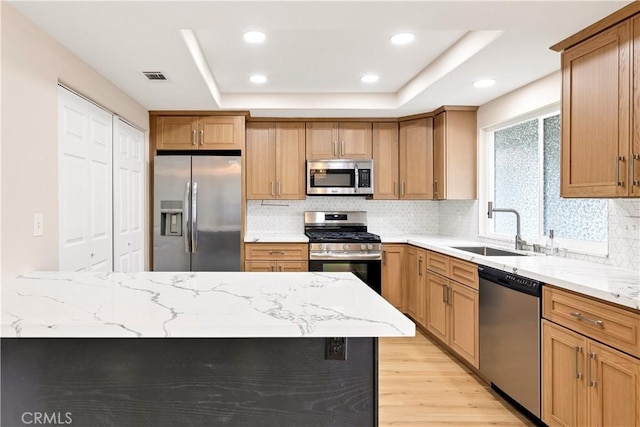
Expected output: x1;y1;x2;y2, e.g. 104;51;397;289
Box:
1;271;415;338
380;235;640;311
244;233;308;243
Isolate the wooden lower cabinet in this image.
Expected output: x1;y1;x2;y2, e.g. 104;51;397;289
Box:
244;261;307;272
425;270;479;368
405;247;426;326
542;320;640;427
244;243;308;272
381;244;405;310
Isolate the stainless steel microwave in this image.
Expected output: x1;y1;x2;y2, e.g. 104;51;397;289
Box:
306;159;374;195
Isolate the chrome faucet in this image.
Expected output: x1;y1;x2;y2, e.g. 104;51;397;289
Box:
487;201;527;250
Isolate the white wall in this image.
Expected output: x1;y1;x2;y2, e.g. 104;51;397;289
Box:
1;3;148;281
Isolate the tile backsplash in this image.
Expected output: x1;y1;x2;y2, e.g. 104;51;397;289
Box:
247;198;439;236
247;198;640;272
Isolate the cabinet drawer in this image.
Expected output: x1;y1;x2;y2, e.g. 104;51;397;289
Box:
426;251;449;276
245;243;308;261
543;286;640;358
449;258;478;290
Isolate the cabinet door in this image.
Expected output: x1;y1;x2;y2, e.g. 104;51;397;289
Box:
433;113;446;200
632;16;640;197
399;118;434;199
306;122;339;159
542;320;588;427
415;249;427;328
405;246;418;318
276;261;308;272
425;272;448;343
373;123;399;199
244;261;276;272
246;123;276;199
275;123;306;199
449;281;479;368
156;116;197;150
199;116;244;150
382;244;405;310
561;21;630;197
588;341;640;427
339;122;372;159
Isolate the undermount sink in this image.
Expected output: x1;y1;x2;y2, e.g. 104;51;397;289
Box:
451;246;528;257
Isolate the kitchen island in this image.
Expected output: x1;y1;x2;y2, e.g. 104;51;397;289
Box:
2;271;414;427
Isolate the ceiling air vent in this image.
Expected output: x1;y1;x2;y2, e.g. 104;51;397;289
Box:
143;72;167;81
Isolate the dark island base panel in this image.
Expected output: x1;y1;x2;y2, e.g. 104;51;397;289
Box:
1;337;378;427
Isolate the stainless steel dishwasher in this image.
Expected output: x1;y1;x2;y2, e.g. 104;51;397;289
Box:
479;265;542;420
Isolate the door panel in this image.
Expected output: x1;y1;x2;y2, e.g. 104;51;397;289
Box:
246;123;276;199
276;123;305;199
191;156;241;271
153;156;191;271
425;272;448;342
114;118;145;272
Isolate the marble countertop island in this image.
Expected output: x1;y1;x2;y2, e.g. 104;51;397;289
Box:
2;271;415;338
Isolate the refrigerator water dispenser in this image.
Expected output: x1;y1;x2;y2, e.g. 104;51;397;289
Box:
160;200;183;236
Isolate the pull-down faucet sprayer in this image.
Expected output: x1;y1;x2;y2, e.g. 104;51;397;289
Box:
487;201;526;251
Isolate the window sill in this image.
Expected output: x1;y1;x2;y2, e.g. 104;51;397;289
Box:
478;233;609;259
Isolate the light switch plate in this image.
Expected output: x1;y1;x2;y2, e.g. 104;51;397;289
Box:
33;213;44;237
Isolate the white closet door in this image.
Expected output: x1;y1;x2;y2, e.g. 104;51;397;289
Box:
87;104;113;271
58;87;113;272
113;118;145;272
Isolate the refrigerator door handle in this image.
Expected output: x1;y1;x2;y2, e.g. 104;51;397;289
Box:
192;182;198;253
183;181;191;253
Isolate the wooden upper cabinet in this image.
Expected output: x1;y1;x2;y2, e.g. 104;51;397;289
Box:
155;116;198;150
246;122;305;200
306;122;372;159
399;118;434;199
433;110;477;200
155;115;245;151
198;116;244;150
373;122;400;199
275;123;306;199
632;16;640;196
560;21;631;197
246;123;276;199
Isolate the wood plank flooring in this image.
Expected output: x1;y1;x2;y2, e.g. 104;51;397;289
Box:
379;330;535;426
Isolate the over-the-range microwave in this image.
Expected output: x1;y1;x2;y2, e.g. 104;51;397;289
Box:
306;159;373;195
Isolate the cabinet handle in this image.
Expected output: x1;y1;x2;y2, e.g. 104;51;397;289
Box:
333;141;337;157
447;286;452;305
588;352;597;387
402;182;406;197
192;129;197;145
382;250;386;265
575;346;583;380
268;251;285;255
442;284;447;303
278;265;283;272
570;312;604;328
278;181;281;196
271;182;275;197
271;265;275;272
200;130;204;145
433;180;438;198
633;153;640;187
341;141;345;156
615;155;625;187
393;182;397;196
418;259;423;276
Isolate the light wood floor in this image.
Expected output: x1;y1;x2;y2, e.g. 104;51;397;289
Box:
379;330;535;426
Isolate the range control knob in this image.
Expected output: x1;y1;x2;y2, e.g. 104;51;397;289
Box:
367;244;373;250
343;244;348;251
361;244;366;250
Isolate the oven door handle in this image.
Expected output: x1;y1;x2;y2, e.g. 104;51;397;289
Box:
310;253;382;260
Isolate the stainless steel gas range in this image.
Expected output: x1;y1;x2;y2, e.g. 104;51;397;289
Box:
304;211;382;294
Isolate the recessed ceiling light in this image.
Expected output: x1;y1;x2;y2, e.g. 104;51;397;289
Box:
243;31;266;43
390;33;415;45
361;74;379;83
249;74;267;84
473;79;496;88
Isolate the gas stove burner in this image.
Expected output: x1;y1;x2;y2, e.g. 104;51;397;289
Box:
305;231;381;243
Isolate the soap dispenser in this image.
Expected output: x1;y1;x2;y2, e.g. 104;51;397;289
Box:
546;229;556;255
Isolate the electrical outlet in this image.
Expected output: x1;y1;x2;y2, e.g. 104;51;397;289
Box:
33;213;44;237
325;337;347;360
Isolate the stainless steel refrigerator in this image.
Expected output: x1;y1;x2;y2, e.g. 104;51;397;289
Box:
153;155;241;271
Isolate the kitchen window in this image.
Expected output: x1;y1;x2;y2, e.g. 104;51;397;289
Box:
482;108;608;254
